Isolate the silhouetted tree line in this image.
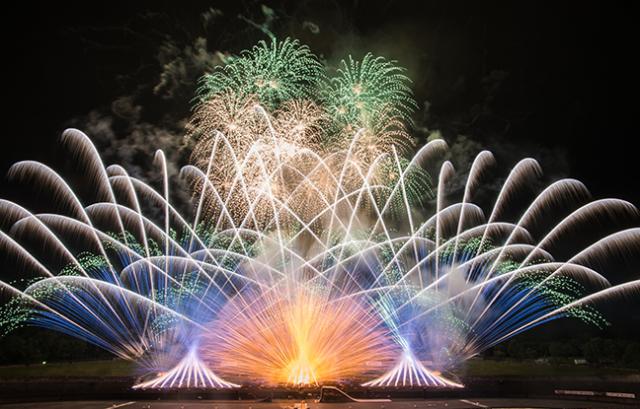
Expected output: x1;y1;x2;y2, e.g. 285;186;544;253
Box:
0;328;111;365
2;327;639;370
483;337;640;369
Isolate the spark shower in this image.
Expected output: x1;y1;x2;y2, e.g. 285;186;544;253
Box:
1;38;639;389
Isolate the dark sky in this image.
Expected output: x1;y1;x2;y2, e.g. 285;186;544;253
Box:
1;1;639;335
2;1;639;203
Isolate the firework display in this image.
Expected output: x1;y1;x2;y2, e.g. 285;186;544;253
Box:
188;38;419;227
1;39;639;390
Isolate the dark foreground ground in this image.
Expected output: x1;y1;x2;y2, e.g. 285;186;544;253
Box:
0;399;638;409
1;381;639;408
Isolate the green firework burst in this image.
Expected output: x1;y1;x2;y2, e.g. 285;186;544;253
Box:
199;38;324;109
374;157;434;217
512;270;609;328
324;53;417;129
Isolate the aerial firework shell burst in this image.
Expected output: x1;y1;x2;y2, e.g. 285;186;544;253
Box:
1;38;640;390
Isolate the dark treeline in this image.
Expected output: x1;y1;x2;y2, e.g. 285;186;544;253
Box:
483;337;640;369
2;327;639;370
0;328;111;365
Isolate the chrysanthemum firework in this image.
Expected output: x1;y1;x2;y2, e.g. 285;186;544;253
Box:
199;38;324;109
190;39;423;225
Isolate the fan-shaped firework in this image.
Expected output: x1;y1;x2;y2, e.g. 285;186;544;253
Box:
204;284;397;386
1;129;639;390
1;38;639;391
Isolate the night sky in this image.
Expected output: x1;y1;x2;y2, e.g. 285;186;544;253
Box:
4;1;639;202
2;1;639;336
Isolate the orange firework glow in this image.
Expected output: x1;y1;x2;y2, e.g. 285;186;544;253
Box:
201;286;398;385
